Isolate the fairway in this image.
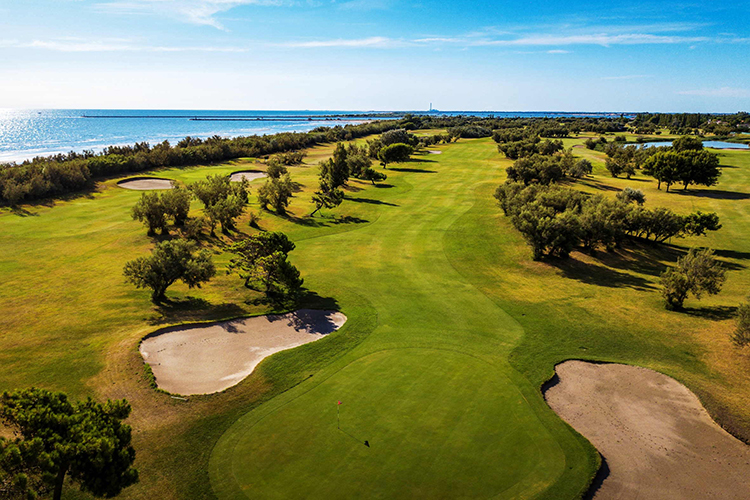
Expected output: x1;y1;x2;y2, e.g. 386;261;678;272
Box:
209;142;595;498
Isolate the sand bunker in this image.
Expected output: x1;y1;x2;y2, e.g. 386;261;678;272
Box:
140;309;346;395
545;360;750;499
230;170;267;182
427;150;442;154
118;177;174;190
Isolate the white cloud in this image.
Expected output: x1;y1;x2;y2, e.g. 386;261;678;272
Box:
277;36;394;48
95;0;287;29
547;49;569;54
601;75;652;80
678;87;750;98
0;38;248;53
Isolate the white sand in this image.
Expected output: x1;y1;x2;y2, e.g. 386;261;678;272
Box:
427;150;443;154
140;309;346;395
230;171;267;182
545;360;750;499
118;178;174;190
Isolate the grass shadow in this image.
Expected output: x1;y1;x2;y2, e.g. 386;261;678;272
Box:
345;196;398;207
673;189;750;200
551;255;658;291
388;167;437;173
682;305;738;321
148;297;248;325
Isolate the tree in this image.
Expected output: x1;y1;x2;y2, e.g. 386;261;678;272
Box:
131;192;167;235
123;239;215;302
377;143;413;168
732;302;750;347
189;175;249;231
660;248;726;310
0;388;138;500
319;143;349;189
616;187;646;205
505;155;564;185
359;166;387;185
672;135;703;152
160;186;191;227
265;159;288;179
678;149;721;190
256;174;293;215
569;159;592;178
310;182;344;216
380;128;417;147
642;151;682;191
511;203;581;260
227;232;303;297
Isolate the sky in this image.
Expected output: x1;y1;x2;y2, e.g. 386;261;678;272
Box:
0;0;749;112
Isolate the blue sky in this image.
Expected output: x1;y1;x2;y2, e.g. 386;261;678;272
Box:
1;0;748;111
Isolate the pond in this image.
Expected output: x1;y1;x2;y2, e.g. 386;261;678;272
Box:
638;140;749;150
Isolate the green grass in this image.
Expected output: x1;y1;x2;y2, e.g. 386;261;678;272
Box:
1;137;750;498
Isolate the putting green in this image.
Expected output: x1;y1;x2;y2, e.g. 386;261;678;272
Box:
209;143;596;498
211;349;563;499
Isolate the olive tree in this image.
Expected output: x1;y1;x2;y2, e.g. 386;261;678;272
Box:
660;248;726;310
377;143;413;168
257;175;293;215
227;232;303;297
131;192;168;235
0;388;138;500
123;239;215;302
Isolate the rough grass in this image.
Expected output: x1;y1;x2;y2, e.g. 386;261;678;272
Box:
1;137;749;498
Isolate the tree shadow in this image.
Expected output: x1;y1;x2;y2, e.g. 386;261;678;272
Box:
373;183;395;188
573;179;620;192
406;157;437;164
715;249;750;261
282;213;368;228
388;167;437;173
550;255;658;291
345;196;398;206
9;206;39;217
673;189;750;200
148;297;248;326
682;305;738;321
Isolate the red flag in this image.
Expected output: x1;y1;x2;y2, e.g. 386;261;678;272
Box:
337;401;342;405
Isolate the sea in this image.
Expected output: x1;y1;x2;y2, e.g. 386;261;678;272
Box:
0;109;629;164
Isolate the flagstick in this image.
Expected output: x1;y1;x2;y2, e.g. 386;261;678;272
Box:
337;402;340;429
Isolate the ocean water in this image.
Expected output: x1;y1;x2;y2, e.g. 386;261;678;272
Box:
0;109;630;164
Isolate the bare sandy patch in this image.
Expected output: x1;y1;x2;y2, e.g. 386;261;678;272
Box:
230;170;266;182
427;150;443;154
118;177;174;190
140;310;346;395
545;360;750;499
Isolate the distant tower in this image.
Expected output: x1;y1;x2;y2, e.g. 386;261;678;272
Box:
429;102;433;112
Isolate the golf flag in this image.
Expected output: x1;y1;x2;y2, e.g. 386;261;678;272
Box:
337;401;342;405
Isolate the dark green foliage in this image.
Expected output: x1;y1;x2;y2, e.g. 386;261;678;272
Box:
265;159;288;179
512;203;581;260
272;151;306;165
360;167;387;185
447;125;492;139
505;155;564;185
257;175;294;215
579;196;629;252
160;186;191;227
319;143;350;189
616;187;646;205
123;239;215;302
131;192;168;236
672;135;704;152
537;139;564;156
379;129;418;147
227;232;303;297
190;175;249;231
0;388;138;500
682;211;722;236
642;149;721;191
568;159;593;178
377;143;414;168
311;182;345;217
732;303;750;347
660;248;726;310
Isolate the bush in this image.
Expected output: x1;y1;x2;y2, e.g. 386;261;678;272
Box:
660;248;726;310
569;159;593;178
616;187;646;205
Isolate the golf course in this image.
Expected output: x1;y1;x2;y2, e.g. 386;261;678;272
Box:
2;127;750;499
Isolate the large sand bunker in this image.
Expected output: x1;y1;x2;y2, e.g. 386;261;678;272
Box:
140;310;346;395
545;360;750;499
229;170;266;182
118;177;174;190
